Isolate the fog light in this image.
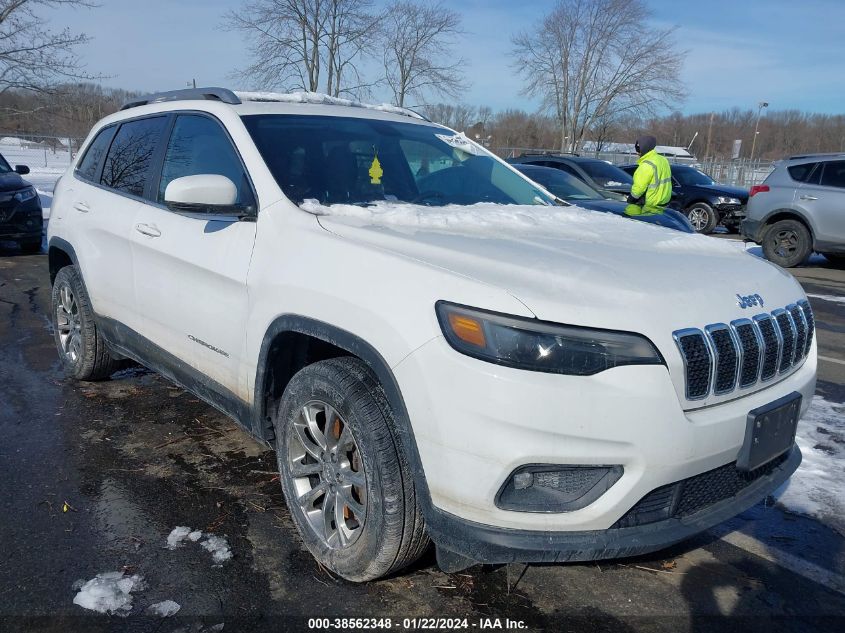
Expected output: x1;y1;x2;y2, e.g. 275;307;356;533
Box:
513;472;534;490
496;465;623;513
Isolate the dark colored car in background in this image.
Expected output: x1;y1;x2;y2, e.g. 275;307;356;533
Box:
508;154;633;200
620;163;748;234
0;153;42;253
512;163;693;233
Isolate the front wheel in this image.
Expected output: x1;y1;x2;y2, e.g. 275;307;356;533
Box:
685;202;718;233
274;357;429;581
51;266;120;380
762;219;812;268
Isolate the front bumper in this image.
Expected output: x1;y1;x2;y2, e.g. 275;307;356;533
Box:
394;335;815;550
0;198;43;240
429;446;800;565
715;203;746;224
741;217;764;242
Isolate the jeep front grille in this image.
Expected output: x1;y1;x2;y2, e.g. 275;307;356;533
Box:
672;300;813;401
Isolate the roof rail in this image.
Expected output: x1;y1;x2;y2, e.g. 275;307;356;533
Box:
520;151;580;157
787;151;845;160
120;87;241;111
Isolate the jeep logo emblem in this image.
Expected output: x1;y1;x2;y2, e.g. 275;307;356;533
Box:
736;293;764;309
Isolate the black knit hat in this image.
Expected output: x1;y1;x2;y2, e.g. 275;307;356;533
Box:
635;135;657;155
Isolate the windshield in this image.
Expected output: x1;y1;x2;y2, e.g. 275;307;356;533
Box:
674;167;715;186
0;154;11;173
242;115;554;207
516;167;603;201
578;160;633;187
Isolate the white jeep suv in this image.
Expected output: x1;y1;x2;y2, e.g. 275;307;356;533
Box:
48;88;816;581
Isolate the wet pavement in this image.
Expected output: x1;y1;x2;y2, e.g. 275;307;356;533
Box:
1;245;844;633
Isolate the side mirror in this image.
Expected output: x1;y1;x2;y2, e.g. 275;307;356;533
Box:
164;174;239;213
15;165;29;175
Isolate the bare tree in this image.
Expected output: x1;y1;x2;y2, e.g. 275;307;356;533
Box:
224;0;378;97
380;0;465;107
0;0;99;95
421;102;477;131
512;0;686;152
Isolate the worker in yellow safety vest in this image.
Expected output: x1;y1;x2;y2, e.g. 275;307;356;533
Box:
627;135;672;207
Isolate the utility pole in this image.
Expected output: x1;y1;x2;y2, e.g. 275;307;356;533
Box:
749;101;769;163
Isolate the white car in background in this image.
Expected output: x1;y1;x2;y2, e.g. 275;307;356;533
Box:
47;88;816;581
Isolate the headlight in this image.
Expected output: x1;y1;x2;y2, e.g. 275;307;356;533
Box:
714;196;741;206
436;302;664;376
14;187;37;203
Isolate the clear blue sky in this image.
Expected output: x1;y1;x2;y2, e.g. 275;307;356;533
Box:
50;0;844;115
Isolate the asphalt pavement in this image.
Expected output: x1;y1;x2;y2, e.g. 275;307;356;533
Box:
1;242;844;633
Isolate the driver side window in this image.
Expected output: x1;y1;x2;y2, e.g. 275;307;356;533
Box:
158;114;255;208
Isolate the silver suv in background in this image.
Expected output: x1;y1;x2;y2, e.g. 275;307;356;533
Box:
742;153;845;267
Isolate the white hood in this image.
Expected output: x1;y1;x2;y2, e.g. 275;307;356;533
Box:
310;201;807;408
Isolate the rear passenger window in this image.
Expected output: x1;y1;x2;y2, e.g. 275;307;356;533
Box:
820;161;845;189
787;162;818;183
158;114;255;207
76;127;114;182
101;117;168;198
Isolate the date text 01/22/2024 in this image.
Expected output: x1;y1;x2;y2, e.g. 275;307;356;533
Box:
307;617;529;630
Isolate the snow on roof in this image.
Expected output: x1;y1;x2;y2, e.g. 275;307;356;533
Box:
582;141;694;158
234;91;426;120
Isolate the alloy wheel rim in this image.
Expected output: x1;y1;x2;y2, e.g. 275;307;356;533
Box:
688;208;708;231
56;283;82;365
772;229;799;258
288;400;367;549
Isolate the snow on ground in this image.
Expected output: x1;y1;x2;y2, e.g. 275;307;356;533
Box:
72;572;145;616
166;526;232;565
304;199;746;257
774;395;845;534
147;600;181;617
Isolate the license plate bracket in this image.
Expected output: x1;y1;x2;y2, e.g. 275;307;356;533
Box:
737;391;801;472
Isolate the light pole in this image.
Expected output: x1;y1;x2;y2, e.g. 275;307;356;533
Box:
749;101;769;164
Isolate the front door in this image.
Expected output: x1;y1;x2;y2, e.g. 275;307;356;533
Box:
130;113;258;400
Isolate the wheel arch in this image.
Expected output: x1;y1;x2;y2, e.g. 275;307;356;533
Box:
761;209;816;244
48;237;79;284
253;315;434;514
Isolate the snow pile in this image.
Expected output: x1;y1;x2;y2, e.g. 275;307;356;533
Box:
235;91;424;119
72;572;145;616
200;535;233;564
147;599;181;617
775;395;845;533
304;199;744;256
166;525;193;549
166;526;232;565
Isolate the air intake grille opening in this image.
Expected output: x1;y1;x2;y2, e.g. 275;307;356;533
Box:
799;300;815;356
733;321;760;387
774;311;796;373
707;326;738;394
675;331;711;399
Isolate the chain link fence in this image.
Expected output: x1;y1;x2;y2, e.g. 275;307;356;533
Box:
494;146;775;188
0;133;81;172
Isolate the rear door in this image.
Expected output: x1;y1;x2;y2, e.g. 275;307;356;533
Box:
794;160;845;245
130;113;258;397
65;117;168;332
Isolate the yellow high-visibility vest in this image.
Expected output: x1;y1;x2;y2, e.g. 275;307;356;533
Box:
631;149;672;207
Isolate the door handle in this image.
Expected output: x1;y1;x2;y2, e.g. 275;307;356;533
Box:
73;202;91;213
135;223;161;238
799;195;818;201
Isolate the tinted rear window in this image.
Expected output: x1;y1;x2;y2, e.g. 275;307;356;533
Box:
820;160;845;189
787;162;818;183
76;127;115;182
101;116;168;198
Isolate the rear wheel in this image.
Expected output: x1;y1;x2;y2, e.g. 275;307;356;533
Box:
51;266;120;380
686;202;718;234
274;357;429;581
762;219;812;268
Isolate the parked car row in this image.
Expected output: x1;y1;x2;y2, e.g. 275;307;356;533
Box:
0;154;42;253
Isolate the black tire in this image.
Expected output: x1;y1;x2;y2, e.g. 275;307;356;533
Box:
762;219;812;268
274;357;429;581
51;266;120;381
823;253;845;268
685;202;719;234
19;238;41;254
